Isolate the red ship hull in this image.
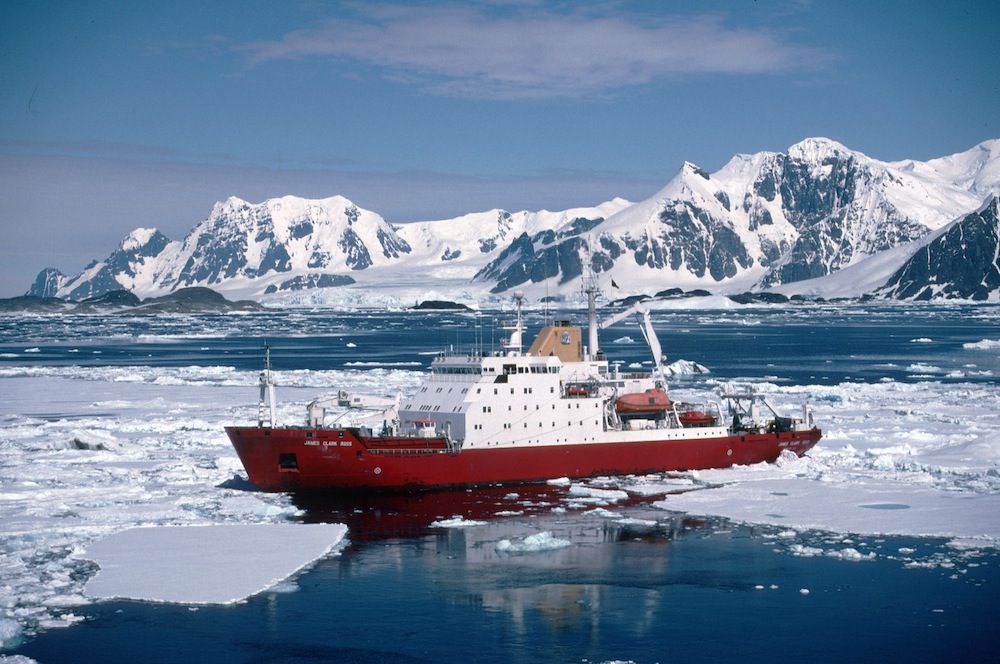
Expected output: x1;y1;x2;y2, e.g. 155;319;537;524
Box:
226;425;822;492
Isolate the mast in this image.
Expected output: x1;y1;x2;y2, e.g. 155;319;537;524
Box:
582;247;602;359
257;343;277;428
502;291;525;355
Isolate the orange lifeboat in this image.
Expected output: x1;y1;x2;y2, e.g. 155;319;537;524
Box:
678;410;717;428
615;388;672;419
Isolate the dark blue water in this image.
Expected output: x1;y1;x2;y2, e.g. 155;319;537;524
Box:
3;305;999;662
1;304;998;386
13;486;1000;663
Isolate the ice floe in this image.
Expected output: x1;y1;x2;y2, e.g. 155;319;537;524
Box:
663;359;710;376
431;516;487;528
962;339;1000;350
0;373;373;645
82;524;347;604
567;484;629;505
495;531;572;554
647;379;1000;544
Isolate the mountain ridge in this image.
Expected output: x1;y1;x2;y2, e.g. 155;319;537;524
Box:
27;137;1000;305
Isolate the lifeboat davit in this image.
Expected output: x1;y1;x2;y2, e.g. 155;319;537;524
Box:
615;388;672;419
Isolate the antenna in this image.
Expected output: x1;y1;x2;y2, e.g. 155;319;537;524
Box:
581;238;602;360
476;316;482;357
502;291;525;355
257;341;277;428
544;280;550;328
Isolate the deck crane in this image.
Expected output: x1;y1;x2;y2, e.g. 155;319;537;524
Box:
307;390;401;429
598;301;668;383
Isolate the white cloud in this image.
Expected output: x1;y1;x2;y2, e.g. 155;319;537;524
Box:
238;4;825;99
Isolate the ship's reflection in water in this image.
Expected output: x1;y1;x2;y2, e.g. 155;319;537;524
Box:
292;484;708;642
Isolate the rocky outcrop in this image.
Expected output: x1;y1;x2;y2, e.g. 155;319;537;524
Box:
878;197;999;301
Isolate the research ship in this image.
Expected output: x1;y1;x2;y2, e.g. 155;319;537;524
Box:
227;280;821;492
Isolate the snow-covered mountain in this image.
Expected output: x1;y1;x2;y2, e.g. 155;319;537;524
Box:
878;197;999;301
26;268;66;298
129;195;411;295
476;138;994;297
57;228;171;300
26;138;1000;305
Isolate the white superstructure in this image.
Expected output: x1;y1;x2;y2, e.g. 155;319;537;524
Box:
395;290;733;450
297;288;815;449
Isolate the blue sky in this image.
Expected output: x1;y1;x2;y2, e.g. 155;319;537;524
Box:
1;0;998;295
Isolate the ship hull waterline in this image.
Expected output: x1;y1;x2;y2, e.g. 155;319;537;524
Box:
226;426;822;492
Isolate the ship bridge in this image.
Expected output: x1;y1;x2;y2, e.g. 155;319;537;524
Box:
400;318;623;449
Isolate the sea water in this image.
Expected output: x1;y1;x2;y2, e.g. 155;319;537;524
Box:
1;304;998;662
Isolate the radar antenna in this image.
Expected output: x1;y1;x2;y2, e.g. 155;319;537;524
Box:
501;291;525;355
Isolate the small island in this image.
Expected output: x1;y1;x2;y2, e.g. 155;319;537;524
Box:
0;287;263;314
411;300;473;311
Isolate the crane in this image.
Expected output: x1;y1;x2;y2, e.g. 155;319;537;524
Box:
598;301;667;383
307;390;401;429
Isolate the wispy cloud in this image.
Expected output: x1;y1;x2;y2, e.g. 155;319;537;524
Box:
237;4;828;99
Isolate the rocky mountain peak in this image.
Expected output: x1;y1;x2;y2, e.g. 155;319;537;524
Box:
787;137;855;163
120;228;167;253
878;195;999;301
26;268;66;298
